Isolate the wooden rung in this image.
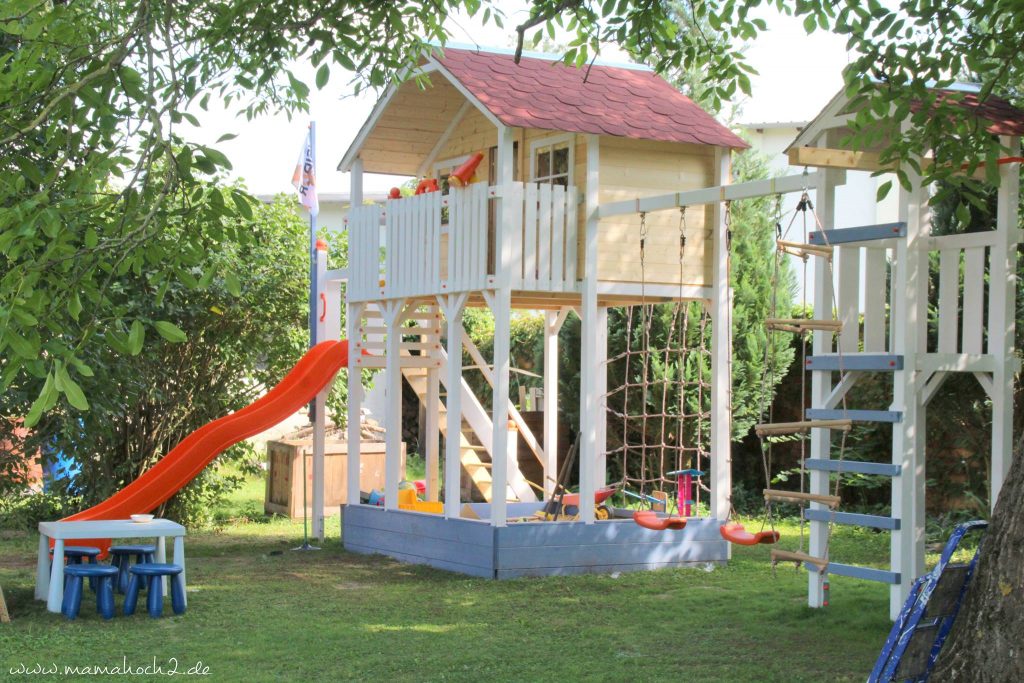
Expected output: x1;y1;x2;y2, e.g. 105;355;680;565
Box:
764;489;841;508
754;419;853;437
462;461;492;468
777;240;834;259
461;444;488;451
770;549;829;571
765;318;843;332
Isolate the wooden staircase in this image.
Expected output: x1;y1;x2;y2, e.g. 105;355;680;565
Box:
403;366;495;501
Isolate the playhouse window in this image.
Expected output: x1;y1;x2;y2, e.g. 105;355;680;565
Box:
531;135;573;187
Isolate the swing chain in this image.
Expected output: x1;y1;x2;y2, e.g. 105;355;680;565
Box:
724;201;733;251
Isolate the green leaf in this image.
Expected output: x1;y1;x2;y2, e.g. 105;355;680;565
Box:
60;370;90;411
68;292;82;321
7;330;37;359
231;190;254;220
225;272;242;297
128;319;145;355
24;373;56;428
315;63;330;89
154;321;187;343
876;180;892;201
803;14;817;33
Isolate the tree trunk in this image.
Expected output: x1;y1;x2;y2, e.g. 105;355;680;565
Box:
932;432;1024;681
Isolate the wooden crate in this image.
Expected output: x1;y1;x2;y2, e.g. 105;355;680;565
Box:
264;437;404;519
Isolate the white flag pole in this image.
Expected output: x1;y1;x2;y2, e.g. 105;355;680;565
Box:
296;120;322;551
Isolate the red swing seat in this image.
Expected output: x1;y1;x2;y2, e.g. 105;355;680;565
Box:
720;522;780;546
633;510;687;531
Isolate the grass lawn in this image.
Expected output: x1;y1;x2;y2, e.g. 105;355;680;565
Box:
0;475;902;682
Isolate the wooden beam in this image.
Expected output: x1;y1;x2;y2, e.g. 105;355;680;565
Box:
789;146;989;180
788;146;888;172
417;100;473;177
599;172;817;219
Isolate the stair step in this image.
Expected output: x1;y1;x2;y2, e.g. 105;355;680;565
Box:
766;318;843;333
806;354;904;372
777;240;834;259
461;444;488;451
804;458;902;477
764;489;841;508
812;562;902;584
808;221;907;246
804;508;901;530
805;409;903;424
462;462;492;469
755;419;853;437
771;549;829;571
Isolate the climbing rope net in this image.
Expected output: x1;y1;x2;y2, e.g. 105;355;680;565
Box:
603;209;711;512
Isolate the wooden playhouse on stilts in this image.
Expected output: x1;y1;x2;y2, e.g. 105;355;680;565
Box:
333;45;746;578
310;45;1021;619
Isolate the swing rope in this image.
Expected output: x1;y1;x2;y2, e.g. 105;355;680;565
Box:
755;183;853;576
605;207;710;515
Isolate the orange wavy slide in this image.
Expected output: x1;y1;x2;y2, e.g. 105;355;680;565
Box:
61;340;350;546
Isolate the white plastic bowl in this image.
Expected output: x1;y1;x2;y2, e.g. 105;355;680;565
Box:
130;514;155;523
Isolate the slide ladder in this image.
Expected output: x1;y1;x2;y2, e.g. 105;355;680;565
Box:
869;521;987;682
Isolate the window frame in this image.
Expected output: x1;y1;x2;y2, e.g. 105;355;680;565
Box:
528;133;575;186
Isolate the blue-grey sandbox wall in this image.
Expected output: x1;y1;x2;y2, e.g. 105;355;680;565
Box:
343;503;728;579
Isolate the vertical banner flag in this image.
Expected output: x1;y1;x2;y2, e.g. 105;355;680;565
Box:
292;126;319;217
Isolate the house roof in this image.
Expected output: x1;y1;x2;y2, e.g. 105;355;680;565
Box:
434;47;748;149
787;84;1024;154
916;90;1024;137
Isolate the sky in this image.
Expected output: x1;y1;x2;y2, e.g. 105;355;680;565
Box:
186;3;853;198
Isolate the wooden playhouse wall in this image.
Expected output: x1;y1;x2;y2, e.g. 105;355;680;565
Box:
597;136;715;287
411;84;717;292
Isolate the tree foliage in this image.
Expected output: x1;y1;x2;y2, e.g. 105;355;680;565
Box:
0;0;474;426
2;195;318;525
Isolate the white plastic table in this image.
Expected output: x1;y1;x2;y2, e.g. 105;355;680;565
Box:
36;519;186;614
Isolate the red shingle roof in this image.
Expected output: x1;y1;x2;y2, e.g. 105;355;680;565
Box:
434;47;748;149
930;90;1024;137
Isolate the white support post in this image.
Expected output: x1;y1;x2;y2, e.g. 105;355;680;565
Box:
487;288;512;525
709;148;732;526
382;300;406;510
487;124;516;527
990;136;1020;509
425;354;441;502
543;309;569;498
808;168;840;608
889;152;929;619
439;294;467;518
595;305;609;488
312;241;329;540
346;302;364;509
345;160;365;515
577;134;601;524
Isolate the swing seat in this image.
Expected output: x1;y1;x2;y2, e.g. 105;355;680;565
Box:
633;510;687;531
719;522;780;546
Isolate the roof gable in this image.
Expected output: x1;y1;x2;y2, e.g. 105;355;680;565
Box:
787;84;1024;153
435;47;748;149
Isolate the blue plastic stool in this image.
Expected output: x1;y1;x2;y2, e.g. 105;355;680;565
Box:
108;544;156;594
51;546;101;591
61;564;118;620
124;564;185;618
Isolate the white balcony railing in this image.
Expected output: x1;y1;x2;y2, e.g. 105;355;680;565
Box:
346;182;579;302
